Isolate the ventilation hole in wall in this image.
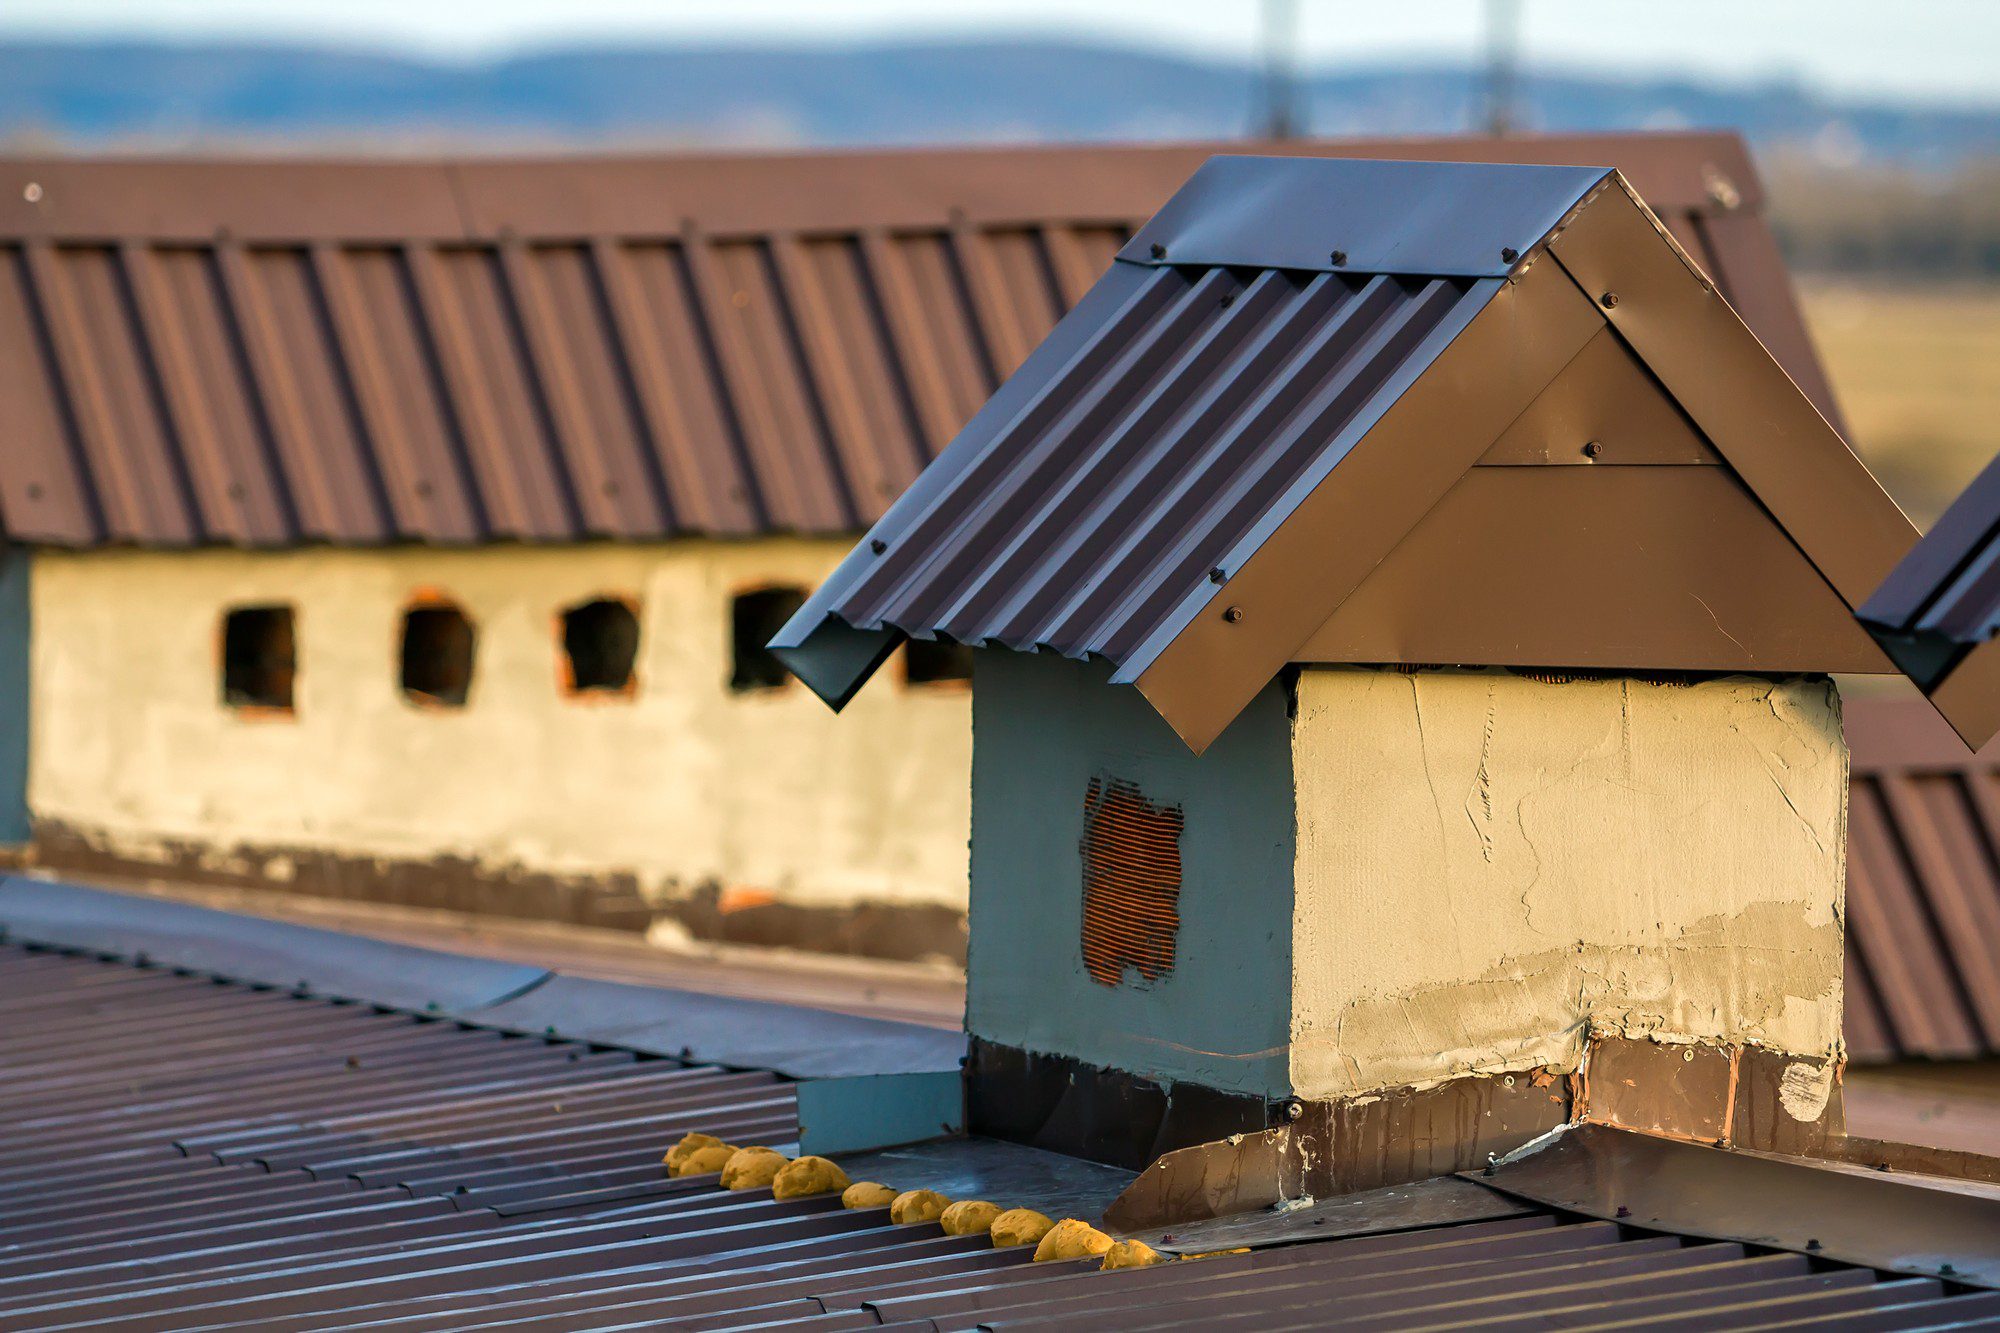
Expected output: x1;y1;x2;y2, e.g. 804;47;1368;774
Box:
730;587;806;692
904;636;973;687
1079;776;1185;988
399;600;476;708
221;605;296;712
562;597;641;696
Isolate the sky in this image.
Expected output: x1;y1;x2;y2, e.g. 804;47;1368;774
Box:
0;0;1995;107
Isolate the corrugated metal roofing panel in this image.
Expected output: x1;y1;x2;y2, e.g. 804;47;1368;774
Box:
0;135;1835;549
0;907;1995;1328
0;947;1975;1332
779;260;1499;686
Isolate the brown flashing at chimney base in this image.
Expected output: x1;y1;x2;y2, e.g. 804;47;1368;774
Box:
1576;1033;1844;1159
1096;1032;1849;1231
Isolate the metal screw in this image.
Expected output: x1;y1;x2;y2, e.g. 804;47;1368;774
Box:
1281;1098;1304;1122
869;538;887;555
1500;247;1519;263
1582;441;1602;459
1329;249;1348;267
1600;291;1619;308
1150;242;1167;260
1208;566;1226;584
22;182;40;203
1222;606;1244;624
1806;1237;1822;1251
1615;1205;1631;1218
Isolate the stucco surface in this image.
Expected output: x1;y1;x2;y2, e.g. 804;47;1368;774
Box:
30;542;970;911
966;652;1296;1098
1288;668;1848;1101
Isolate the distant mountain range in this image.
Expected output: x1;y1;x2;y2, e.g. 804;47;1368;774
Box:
0;37;1994;167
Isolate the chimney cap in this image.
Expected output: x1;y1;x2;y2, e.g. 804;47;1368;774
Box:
774;156;1915;753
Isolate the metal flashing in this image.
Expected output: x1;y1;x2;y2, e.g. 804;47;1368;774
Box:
465;972;967;1080
0;876;964;1080
0;875;549;1013
1476;1123;2000;1291
1115;156;1610;276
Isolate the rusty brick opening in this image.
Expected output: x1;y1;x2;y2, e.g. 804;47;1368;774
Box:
562;597;640;696
400;600;476;708
730;587;805;692
221;605;296;713
1080;776;1184;987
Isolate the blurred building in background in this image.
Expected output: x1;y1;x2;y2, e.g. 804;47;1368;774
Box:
0;132;1833;962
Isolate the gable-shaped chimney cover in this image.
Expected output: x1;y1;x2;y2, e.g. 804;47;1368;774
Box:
773;154;1916;752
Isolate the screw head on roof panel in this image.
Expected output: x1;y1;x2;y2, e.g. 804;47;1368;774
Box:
1208;567;1226;584
1501;247;1519;263
1600;291;1620;309
1223;606;1244;624
1281;1098;1304;1121
1330;250;1348;267
1150;242;1167;260
22;182;41;203
1582;441;1602;459
870;538;887;555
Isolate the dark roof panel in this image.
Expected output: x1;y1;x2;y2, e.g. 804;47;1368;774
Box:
1859;450;2000;748
780;260;1499;693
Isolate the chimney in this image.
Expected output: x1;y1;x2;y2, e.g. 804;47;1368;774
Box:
774;156;1921;1189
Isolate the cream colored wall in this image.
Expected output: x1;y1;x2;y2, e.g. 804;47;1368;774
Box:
29;542;971;910
1288;668;1847;1101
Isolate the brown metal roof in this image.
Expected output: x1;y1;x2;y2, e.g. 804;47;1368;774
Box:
775;157;1910;752
1846;697;2000;1063
2;923;1996;1328
0;133;1835;550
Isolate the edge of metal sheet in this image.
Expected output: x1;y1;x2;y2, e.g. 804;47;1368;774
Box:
1861;447;2000;637
1126;1175;1532;1256
1116;156;1610;277
472;972;966;1079
1472;1122;2000;1291
0;875;965;1080
0;874;550;1012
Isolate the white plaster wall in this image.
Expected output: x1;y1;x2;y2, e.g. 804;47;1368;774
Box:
30;542;971;910
1288;668;1847;1101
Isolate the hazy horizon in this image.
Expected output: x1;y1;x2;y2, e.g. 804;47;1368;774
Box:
2;1;1996;108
